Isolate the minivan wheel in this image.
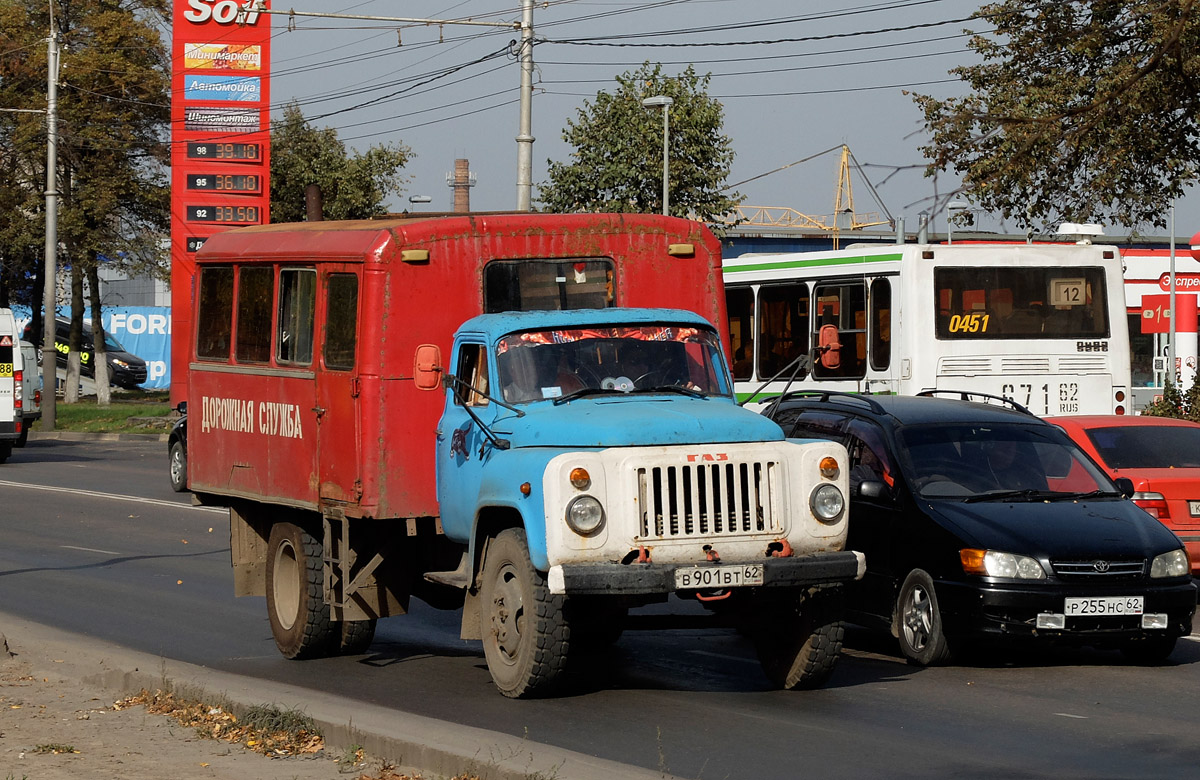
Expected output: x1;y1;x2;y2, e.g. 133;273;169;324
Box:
168;440;187;492
896;569;953;666
1120;636;1177;665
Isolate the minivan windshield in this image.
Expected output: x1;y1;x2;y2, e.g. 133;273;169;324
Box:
495;324;729;404
898;423;1114;500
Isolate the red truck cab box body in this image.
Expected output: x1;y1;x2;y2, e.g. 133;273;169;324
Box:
188;213;725;520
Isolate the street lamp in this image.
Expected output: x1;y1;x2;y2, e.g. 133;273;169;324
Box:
642;95;674;216
946;200;970;244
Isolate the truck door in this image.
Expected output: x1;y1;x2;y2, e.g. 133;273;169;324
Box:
316;271;361;503
435;340;496;541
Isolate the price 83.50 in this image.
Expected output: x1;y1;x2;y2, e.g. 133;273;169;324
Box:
186;205;260;224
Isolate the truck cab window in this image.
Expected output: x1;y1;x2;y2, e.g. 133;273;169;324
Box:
324;274;358;370
196;265;234;361
236;266;273;363
277;268;316;365
483;259;614;312
455;344;489;407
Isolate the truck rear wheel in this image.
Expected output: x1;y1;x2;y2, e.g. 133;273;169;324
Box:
266;522;334;659
479;528;570;698
754;585;845;690
337;619;377;655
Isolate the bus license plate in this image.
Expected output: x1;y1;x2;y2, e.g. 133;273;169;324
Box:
1189;500;1200;516
1063;596;1143;616
674;564;764;589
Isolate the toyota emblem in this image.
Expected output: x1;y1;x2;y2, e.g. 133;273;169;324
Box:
1092;560;1111;573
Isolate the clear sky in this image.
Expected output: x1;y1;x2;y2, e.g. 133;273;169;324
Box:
264;0;1200;243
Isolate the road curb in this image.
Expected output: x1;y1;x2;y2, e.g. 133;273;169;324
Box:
27;430;169;442
0;611;679;780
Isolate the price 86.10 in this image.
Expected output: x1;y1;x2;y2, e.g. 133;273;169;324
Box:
187;205;260;224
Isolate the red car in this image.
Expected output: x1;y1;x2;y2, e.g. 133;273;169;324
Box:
1048;415;1200;575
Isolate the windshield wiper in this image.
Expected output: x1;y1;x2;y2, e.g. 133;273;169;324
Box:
633;384;708;398
1041;489;1123;501
963;489;1059;503
553;387;620;405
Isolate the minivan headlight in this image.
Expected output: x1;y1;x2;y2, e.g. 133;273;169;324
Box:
960;549;1046;579
1150;548;1189;578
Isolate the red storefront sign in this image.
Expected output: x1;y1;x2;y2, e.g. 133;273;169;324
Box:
1141;293;1199;334
170;0;271;403
1157;272;1200;291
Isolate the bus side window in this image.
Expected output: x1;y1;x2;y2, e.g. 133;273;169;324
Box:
725;286;755;380
197;266;234;361
324;274;358;370
235;266;272;363
757;283;808;379
812;281;866;379
870;278;891;371
277;268;316;365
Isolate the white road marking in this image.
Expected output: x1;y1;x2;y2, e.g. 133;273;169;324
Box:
61;545;122;556
1054;713;1088;719
0;479;226;514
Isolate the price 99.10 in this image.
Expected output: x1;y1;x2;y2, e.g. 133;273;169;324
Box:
187;205;259;224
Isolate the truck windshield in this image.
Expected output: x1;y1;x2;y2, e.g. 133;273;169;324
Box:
495;325;730;403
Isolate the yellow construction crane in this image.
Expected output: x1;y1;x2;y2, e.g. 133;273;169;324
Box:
720;145;894;248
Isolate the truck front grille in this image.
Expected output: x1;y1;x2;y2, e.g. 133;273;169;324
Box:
636;460;782;540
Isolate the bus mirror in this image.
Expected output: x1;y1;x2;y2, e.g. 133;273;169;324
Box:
413;344;442;390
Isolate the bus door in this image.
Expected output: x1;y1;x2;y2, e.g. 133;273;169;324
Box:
267;267;320;504
316;270;362;504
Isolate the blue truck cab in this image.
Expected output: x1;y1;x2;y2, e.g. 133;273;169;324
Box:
432;308;865;696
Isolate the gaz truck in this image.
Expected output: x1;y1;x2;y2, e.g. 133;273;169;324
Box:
185;213;864;696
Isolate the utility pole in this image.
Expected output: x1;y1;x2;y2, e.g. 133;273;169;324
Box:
251;3;533;210
515;0;535;211
42;22;60;430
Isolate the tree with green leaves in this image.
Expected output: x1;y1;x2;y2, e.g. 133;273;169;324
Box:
1;0;171;406
539;63;742;223
270;102;413;222
914;1;1199;231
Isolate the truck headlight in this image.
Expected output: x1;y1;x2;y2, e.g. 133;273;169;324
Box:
809;484;844;523
565;495;605;536
1150;548;1189;578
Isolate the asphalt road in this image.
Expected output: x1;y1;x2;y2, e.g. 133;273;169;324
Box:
2;437;1199;779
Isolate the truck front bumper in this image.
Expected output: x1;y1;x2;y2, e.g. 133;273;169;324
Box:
547;550;866;596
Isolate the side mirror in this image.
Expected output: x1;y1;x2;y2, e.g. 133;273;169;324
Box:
413;344;442;391
857;479;891;502
1114;477;1135;498
176;400;188;415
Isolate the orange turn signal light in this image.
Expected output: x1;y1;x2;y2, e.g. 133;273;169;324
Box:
569;467;591;489
819;456;839;479
960;548;987;575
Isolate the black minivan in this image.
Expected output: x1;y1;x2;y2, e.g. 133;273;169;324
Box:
25;318;148;389
764;391;1196;666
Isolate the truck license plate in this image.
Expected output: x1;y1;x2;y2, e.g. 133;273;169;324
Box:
674;564;764;589
1063;596;1143;616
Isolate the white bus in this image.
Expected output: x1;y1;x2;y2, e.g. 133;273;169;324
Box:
723;242;1132;416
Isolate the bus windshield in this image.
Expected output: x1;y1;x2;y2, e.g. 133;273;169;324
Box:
495;325;729;403
935;266;1110;339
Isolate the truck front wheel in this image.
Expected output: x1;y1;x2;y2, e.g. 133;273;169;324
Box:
479;528;570;698
266;522;335;659
753;585;845;690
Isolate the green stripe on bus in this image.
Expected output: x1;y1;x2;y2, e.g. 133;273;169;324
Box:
724;253;903;273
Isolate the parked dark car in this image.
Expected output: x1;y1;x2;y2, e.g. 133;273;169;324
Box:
25;318;148;389
762;390;1196;666
168;402;187;492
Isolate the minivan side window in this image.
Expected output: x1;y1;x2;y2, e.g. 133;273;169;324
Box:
277;268;316;365
197;266;234;361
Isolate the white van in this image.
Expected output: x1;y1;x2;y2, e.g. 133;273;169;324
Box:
17;339;40;446
0;308;22;462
